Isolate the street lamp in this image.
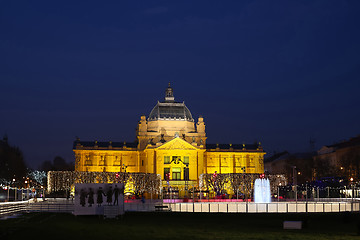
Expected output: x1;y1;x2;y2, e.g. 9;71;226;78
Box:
12;178;17;201
41;186;45;201
212;171;218;199
184;163;189;198
292;166;297;202
23;180;28;201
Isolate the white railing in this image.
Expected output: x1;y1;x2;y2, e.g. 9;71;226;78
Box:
165;201;360;213
0;201;28;216
2;198;360;216
27;202;74;213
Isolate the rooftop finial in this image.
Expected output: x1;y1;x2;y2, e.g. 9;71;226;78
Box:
165;83;174;102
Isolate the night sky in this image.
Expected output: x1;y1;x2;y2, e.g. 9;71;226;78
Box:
1;1;360;169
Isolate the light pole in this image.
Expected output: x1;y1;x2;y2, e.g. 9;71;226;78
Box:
213;171;217;199
23;180;27;201
184;163;189;198
12;178;16;201
7;185;10;202
121;164;128;185
25;178;29;200
41;186;45;201
292;166;297;202
277;185;280;202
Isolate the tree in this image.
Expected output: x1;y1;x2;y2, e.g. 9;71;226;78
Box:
0;138;27;184
202;173;228;195
340;148;360;181
27;170;47;187
313;156;337;179
40;156;73;172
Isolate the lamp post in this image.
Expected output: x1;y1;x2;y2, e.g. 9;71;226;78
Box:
12;178;16;201
292;166;297;202
184;163;189;198
7;184;10;202
41;186;45;201
121;164;128;183
212;171;217;199
25;177;30;200
277;185;280;202
23;180;28;201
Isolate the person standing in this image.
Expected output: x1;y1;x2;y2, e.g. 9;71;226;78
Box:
113;185;120;205
106;186;113;205
97;187;105;206
88;188;94;207
80;188;87;207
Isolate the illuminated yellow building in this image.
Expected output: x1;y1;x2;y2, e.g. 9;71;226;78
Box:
73;84;265;193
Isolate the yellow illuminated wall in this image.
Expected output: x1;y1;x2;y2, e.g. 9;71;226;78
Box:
74;135;265;183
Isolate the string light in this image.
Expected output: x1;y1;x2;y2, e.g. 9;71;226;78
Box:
197;173;287;197
47;171;162;195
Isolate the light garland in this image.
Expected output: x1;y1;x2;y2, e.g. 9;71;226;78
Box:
47;171;161;195
27;170;47;186
199;173;287;197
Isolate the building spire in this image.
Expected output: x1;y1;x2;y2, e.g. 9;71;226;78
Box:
165;82;174;102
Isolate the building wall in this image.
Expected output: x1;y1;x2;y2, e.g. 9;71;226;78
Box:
74;140;265;183
316;144;360;180
74;149;139;173
204;152;265;174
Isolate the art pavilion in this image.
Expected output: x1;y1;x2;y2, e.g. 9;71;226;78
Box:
73;84;265;196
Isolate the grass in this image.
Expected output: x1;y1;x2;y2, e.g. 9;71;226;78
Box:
1;212;360;240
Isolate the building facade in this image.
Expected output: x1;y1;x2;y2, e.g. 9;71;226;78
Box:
264;151;315;184
73;84;265;192
315;135;360;181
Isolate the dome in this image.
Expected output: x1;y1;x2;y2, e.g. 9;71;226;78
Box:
148;102;194;121
148;83;194;121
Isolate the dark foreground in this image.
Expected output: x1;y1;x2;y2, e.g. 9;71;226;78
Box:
1;212;360;240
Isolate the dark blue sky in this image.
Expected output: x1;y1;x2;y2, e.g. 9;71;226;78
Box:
1;1;360;169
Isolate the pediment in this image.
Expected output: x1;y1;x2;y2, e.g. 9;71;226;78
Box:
156;137;198;150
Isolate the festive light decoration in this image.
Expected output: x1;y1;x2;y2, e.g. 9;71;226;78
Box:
27;170;47;187
199;173;287;198
47;171;161;195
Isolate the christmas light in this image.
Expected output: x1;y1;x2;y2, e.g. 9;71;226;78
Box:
47;171;161;195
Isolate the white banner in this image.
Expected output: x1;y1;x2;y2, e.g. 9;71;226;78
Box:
74;183;124;216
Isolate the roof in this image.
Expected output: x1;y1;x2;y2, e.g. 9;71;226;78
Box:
206;143;263;151
148;101;194;121
326;135;360;149
264;151;289;163
73;140;137;149
264;151;316;163
148;84;194;121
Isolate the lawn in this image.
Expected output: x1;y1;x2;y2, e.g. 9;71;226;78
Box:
1;212;360;240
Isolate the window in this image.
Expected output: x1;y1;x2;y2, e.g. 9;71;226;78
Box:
172;167;181;180
184;167;189;180
164;156;170;164
164;168;170;180
85;155;91;166
99;156;105;166
183;156;189;164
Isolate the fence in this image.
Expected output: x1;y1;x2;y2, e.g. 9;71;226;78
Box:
165;201;360;213
1;198;360;217
0;201;28;216
28;201;74;213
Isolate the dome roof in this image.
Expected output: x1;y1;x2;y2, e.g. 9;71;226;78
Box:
148;84;193;121
148;102;194;121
